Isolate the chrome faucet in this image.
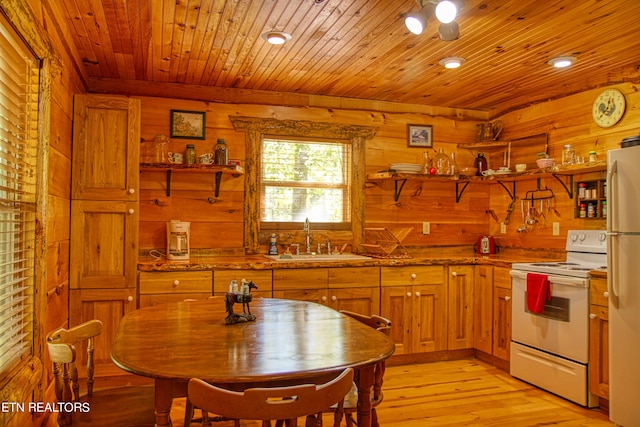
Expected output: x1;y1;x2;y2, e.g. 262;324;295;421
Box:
303;217;311;254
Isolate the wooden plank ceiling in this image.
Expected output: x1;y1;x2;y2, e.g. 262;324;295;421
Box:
60;0;640;114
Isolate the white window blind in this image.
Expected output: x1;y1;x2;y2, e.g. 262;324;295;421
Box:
261;138;351;227
0;13;39;377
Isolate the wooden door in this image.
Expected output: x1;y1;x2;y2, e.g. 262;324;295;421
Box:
447;266;474;350
412;284;447;353
329;287;380;315
70;200;138;289
72;95;140;201
589;304;609;399
493;287;512;361
69;288;137;376
473;265;493;354
381;286;412;355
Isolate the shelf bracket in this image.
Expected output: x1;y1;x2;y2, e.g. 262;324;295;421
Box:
166;169;172;196
455;181;470;203
552;173;574;198
215;171;223;198
393;179;407;204
496;180;516;201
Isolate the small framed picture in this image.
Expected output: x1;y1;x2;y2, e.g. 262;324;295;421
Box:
170;110;206;139
407;124;433;148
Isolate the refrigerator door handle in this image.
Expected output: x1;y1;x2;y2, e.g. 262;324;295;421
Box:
607;159;617;233
607;231;620;308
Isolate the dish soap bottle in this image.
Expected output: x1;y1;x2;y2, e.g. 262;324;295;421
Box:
268;233;278;255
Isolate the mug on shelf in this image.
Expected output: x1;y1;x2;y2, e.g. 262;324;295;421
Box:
515;163;527;172
168;152;184;164
198;153;214;165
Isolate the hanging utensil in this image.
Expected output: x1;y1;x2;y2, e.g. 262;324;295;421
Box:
517;199;527;233
504;198;516;225
539;199;547;227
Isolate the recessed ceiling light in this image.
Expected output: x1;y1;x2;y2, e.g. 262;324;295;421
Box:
261;31;292;45
439;56;465;69
548;56;576;68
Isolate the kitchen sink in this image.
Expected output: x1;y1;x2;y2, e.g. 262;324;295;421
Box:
264;253;372;262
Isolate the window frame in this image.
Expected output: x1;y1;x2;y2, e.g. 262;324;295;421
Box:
260;135;352;231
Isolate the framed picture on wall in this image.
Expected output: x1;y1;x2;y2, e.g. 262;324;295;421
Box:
170;110;206;139
407;124;433;148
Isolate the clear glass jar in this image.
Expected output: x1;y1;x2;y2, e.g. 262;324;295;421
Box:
589;150;598;162
214;138;228;165
153;134;168;164
562;144;576;166
185;144;197;165
432;149;451;175
449;152;459;176
422;151;431;174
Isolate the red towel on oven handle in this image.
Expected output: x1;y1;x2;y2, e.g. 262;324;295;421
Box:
526;273;551;314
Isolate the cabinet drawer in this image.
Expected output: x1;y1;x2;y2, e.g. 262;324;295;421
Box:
380;266;444;286
139;271;212;294
493;267;512;289
328;267;379;289
214;270;273;294
273;268;328;290
590;277;608;307
140;292;212;308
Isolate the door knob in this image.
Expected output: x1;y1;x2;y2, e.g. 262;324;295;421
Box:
410;273;417;280
128;208;135;214
415;292;421;297
505;296;511;301
589;313;596;319
451;271;457;277
173;280;180;286
128;188;135;194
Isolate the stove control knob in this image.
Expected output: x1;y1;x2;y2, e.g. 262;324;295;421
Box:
579;233;586;241
598;232;606;242
570;233;578;243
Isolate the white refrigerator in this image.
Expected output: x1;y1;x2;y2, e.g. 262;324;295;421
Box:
607;144;640;427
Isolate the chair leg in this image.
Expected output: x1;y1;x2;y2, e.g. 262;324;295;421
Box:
184;400;194;427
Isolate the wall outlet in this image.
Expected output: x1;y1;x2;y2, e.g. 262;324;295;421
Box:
500;222;507;234
422;222;430;235
553;222;560;236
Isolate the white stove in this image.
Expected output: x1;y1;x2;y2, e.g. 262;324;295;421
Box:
509;230;607;408
512;230;607;278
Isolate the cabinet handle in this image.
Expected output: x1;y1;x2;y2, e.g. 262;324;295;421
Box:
321;296;327;302
505;296;511;301
589;313;597;319
173;280;180;286
410;273;417;280
331;295;337;302
451;271;457;277
603;291;609;298
128;188;135;194
127;296;133;302
415;291;421;297
406;292;412;297
128;208;135;214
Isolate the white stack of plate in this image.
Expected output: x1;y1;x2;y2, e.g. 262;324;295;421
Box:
390;163;423;174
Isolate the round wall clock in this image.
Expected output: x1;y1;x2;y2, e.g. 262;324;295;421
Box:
592;89;626;128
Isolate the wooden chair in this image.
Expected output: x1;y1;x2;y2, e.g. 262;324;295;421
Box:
330;311;392;427
46;320;156;426
187;368;354;427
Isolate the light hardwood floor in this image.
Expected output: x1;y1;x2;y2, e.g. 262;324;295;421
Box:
168;358;613;427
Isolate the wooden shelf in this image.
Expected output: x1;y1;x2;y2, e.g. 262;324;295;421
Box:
366;163;607;204
140;163;244;198
457;141;510;150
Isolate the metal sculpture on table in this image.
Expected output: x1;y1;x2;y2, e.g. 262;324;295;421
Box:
225;280;258;325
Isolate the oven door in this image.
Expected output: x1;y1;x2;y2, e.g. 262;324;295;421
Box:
510;269;589;363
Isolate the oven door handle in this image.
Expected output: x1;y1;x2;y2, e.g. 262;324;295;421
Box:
509;269;588;287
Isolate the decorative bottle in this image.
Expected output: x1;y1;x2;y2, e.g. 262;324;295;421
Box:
432;148;451;175
562;144;576;166
214;138;228;165
449;152;459;177
474;153;488;176
185;144;197;165
268;233;278;255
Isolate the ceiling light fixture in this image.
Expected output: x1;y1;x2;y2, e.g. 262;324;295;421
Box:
405;0;464;41
439;56;465;69
548;56;576;68
261;31;292;45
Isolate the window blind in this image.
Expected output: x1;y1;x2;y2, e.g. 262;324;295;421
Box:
261;138;351;225
0;12;39;377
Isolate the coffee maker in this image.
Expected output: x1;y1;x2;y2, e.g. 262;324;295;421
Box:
166;220;190;261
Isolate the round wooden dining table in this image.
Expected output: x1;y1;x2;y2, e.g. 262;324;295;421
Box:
111;297;395;427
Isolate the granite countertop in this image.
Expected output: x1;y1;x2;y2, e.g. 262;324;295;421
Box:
138;252;560;271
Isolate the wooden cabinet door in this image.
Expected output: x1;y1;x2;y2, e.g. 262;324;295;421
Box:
329;287;380;315
589;304;609;399
69;288;137;376
493;287;512;361
448;266;474;350
473;265;493;354
72;94;140;201
412;284;447;353
381;286;412;355
70;200;138;289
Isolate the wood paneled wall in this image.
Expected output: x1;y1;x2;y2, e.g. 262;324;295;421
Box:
139;82;637;254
